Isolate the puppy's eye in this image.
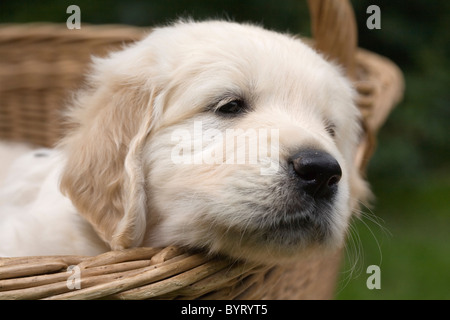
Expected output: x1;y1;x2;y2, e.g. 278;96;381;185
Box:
325;122;336;138
216;99;246;116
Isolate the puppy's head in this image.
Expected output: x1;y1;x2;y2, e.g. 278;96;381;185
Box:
60;20;369;262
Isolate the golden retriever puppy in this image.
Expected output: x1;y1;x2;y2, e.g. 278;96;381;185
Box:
0;20;369;261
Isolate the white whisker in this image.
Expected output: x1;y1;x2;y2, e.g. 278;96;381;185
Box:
337;197;391;293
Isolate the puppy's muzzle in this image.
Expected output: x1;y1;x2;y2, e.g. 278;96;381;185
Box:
289;149;342;200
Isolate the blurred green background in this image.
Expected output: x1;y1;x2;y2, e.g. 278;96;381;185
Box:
1;0;448;299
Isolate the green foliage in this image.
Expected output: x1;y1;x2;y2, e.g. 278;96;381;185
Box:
337;174;450;300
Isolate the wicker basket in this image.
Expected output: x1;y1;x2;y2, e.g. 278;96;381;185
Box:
0;0;404;300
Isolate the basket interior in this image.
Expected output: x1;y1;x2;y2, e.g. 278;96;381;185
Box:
0;24;147;147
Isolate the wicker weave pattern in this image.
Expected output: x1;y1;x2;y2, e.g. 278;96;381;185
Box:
0;0;403;300
0;246;342;300
0;24;146;147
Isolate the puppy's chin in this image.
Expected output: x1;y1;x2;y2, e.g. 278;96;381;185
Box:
207;226;344;264
200;202;348;263
149;207;346;264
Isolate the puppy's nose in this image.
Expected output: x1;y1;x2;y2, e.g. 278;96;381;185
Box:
290;149;342;199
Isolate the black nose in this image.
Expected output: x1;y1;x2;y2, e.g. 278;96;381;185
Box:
290;149;342;199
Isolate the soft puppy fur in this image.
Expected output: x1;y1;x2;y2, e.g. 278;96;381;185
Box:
0;20;369;262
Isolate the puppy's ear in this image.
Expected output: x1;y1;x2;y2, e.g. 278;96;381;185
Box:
59;64;157;250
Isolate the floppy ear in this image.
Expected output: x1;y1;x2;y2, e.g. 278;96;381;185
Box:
59;69;157;250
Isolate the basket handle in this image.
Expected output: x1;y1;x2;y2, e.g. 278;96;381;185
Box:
307;0;357;77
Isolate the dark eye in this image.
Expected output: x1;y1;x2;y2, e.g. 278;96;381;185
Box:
216;99;246;116
325;122;336;137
